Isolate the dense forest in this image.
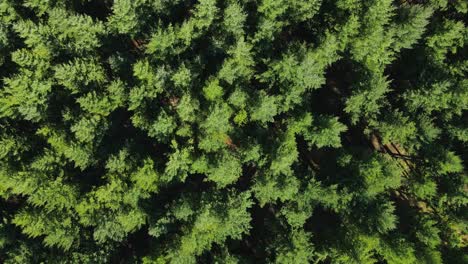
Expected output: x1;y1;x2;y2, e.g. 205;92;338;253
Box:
0;0;467;263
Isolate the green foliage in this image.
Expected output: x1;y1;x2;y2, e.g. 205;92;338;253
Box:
13;208;79;250
218;38;254;84
249;93;278;124
223;2;247;37
54;58;107;94
203;79;224;101
0;71;52;121
146;0;218;58
199;103;233;152
345;73;390;124
147;191;253;263
107;0;146;35
205;151;243;187
0;1;466;263
274;229;315;264
304;115;347;148
371;111;417;146
393;5;433;51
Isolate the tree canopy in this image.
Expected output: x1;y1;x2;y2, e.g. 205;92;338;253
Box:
0;0;466;263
